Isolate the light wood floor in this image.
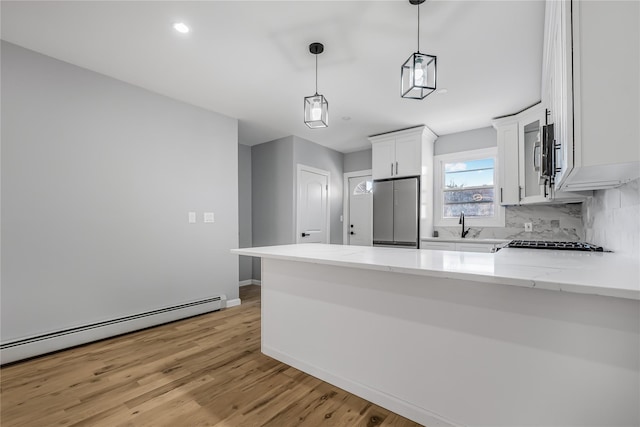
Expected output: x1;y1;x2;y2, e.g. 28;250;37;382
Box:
1;285;423;427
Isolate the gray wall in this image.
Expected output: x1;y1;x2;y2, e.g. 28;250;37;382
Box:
238;144;253;282
250;135;344;280
251;136;295;279
435;126;497;155
344;148;372;173
1;42;239;342
293;136;344;245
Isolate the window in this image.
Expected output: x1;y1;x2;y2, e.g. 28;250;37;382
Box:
353;180;373;195
434;148;505;227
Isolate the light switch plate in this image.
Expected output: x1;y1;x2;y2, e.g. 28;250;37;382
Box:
204;212;215;223
188;212;196;224
524;222;533;232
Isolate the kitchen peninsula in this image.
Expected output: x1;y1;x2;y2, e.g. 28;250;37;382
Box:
232;244;639;427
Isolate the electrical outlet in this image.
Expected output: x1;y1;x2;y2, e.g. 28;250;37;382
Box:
524;222;533;232
188;212;196;224
204;212;215;223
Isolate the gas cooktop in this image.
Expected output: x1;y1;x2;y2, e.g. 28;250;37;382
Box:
507;240;605;252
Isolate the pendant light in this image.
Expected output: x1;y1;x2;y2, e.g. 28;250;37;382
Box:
401;0;437;99
304;42;329;128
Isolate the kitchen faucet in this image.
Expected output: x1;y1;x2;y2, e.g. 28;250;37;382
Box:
459;212;470;238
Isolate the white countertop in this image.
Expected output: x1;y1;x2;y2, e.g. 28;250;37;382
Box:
232;244;640;300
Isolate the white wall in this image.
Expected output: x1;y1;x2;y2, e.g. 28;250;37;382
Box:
434;126;496;155
1;42;239;343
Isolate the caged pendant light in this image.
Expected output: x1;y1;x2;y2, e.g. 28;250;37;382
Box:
401;0;437;99
304;42;329;128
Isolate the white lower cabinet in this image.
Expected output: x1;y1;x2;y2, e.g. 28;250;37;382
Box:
421;241;498;253
421;241;456;251
455;243;497;253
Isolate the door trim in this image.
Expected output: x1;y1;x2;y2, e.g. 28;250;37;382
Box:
342;169;372;245
296;164;330;244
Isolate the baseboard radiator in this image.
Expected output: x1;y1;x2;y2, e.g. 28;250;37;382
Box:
0;296;222;365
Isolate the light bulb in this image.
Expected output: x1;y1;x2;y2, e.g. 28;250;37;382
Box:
414;58;425;85
311;100;322;121
173;22;190;34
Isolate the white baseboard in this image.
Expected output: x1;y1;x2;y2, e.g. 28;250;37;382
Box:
226;298;241;308
1;297;222;365
239;279;261;286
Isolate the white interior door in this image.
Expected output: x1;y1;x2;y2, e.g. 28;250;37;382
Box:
297;166;329;243
348;175;373;246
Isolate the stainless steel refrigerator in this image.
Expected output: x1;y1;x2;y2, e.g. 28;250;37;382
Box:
372;177;419;248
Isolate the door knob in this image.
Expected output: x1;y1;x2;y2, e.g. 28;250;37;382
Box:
301;232;310;237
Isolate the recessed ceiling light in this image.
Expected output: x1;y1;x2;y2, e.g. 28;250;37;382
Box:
173;22;190;34
437;88;448;94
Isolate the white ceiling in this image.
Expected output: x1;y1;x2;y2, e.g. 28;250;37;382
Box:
1;1;545;153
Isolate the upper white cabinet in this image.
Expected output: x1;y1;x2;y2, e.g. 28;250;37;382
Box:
493;104;549;205
495;121;519;205
370;127;433;180
517;105;548;204
542;0;640;191
493;103;587;205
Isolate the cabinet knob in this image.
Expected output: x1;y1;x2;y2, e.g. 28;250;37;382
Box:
350;231;355;235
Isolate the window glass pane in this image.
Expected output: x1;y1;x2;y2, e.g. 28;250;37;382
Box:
443;202;495;218
441;156;496;219
444;158;494;188
443;188;494;204
353;180;373;195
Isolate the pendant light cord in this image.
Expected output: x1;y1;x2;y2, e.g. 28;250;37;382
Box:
417;2;420;53
315;54;318;96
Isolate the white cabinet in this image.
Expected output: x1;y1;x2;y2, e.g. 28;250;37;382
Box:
493;104;552;205
517;106;548;204
421;240;499;253
455;243;497;253
371;139;396;179
496;122;519;205
542;0;640;191
421;241;456;251
493;104;588;205
370;128;425;180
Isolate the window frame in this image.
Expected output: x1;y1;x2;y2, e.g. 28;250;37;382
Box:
433;147;505;227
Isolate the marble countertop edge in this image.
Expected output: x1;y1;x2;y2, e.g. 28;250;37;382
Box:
232;245;640;301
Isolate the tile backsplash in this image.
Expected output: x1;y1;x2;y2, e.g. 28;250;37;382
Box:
583;178;639;257
434;203;583;241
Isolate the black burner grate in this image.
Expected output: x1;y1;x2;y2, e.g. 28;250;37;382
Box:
507;240;604;252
